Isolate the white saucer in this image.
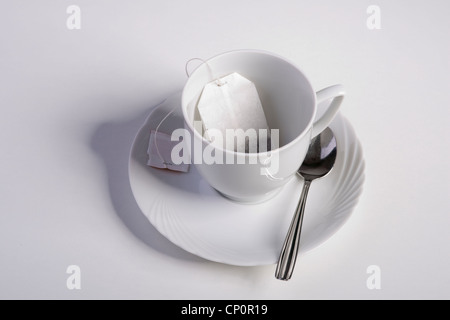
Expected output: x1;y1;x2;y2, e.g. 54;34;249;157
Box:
128;92;365;266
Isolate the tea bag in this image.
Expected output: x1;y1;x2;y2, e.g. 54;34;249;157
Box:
197;72;270;153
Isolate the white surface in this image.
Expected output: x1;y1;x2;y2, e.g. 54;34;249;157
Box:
129;93;364;266
0;0;449;299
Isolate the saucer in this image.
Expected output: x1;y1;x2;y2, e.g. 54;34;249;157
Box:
128;92;365;266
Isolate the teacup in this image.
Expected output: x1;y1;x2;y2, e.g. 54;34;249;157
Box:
181;50;345;203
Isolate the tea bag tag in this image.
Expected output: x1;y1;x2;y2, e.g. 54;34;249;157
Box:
197;72;270;152
147;130;190;173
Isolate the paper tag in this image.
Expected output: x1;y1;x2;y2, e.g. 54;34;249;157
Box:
197;72;270;153
147;130;189;173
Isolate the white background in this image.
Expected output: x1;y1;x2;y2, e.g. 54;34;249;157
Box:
1;0;449;299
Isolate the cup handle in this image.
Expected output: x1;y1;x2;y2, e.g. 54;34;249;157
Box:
311;84;345;138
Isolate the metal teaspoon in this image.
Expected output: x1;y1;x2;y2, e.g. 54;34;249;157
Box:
275;127;337;280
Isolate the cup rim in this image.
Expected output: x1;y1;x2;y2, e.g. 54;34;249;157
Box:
181;49;317;157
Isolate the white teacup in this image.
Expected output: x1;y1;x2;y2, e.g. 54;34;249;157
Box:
181;50;345;203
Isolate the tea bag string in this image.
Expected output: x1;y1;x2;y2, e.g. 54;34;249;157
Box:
185;58;226;86
260;156;283;181
154;58;225;166
153;105;176;166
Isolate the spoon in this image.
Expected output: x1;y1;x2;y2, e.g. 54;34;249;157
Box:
275;127;337;280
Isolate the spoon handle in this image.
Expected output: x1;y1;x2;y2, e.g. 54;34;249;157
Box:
275;179;311;280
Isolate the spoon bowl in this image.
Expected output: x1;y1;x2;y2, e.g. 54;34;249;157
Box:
300;127;337;180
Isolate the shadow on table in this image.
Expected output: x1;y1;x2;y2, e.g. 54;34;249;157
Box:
90;100;274;284
90;102;205;263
